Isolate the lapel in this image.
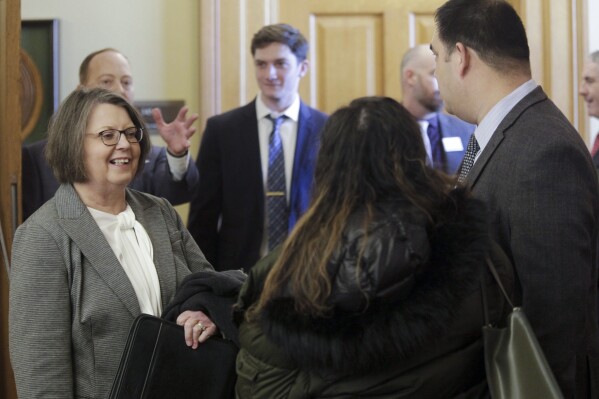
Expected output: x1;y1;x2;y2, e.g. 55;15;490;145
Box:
126;190;177;310
290;101;313;197
288;102;319;229
466;86;547;188
56;184;141;317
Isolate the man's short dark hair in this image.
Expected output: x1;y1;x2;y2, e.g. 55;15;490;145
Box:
250;23;308;62
435;0;530;73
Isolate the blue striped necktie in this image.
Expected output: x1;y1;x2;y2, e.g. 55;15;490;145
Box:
266;115;288;250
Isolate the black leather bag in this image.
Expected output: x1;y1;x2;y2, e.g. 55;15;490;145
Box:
482;257;563;399
109;314;238;399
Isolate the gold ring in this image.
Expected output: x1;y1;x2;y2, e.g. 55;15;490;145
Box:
197;321;206;332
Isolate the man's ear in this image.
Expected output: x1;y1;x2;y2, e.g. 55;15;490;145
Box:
298;59;309;78
404;69;416;87
455;42;471;78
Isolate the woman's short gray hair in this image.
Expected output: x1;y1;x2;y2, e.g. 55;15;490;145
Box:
45;87;150;184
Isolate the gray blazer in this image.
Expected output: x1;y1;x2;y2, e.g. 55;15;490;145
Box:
9;184;213;399
465;86;599;398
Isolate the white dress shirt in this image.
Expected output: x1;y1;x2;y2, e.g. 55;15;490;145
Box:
165;151;190;181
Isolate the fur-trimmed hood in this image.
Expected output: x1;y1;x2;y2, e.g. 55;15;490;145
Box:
237;189;490;374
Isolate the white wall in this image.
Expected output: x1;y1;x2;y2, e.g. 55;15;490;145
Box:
588;0;599;142
21;0;200;111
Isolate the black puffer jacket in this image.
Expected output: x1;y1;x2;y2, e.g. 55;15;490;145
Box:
235;189;513;399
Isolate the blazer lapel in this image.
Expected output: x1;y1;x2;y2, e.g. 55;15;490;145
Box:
56;184;141;317
126;190;177;310
289;102;318;228
467;86;547;188
466;130;504;188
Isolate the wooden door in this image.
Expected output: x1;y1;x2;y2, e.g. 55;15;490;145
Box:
0;0;21;396
279;0;444;113
199;0;586;137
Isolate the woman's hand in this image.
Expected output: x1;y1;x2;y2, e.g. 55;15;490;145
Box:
176;310;219;349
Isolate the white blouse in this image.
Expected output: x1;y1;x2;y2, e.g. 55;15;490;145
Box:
88;205;162;316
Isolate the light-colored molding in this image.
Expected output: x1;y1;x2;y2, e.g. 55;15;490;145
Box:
578;0;590;144
199;0;220;131
518;0;584;135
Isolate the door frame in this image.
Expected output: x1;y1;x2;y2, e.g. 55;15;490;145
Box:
0;0;22;396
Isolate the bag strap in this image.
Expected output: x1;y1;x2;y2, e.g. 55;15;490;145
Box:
479;270;491;326
480;255;514;327
485;256;514;309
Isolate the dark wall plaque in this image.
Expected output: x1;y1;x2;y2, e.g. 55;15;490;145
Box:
21;19;59;144
135;100;185;136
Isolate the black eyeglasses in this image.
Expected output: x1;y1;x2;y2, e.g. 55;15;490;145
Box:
90;127;144;146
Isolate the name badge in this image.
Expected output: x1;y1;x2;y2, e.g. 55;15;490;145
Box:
442;137;464;152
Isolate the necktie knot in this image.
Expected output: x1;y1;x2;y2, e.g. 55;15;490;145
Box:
425;114;438;129
267;115;286;134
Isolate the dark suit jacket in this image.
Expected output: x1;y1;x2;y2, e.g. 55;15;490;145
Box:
436;112;475;174
22;139;199;220
464;86;599;398
9;184;213;399
187;100;327;272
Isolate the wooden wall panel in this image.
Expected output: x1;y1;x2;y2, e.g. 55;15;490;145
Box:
411;14;436;48
200;0;586;140
314;15;383;113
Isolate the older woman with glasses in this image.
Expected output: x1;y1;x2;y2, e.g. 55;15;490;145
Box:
9;88;216;399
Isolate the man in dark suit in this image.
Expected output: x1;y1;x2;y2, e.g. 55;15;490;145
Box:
431;1;599;397
188;24;327;272
580;50;599;171
401;44;474;174
22;48;199;220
